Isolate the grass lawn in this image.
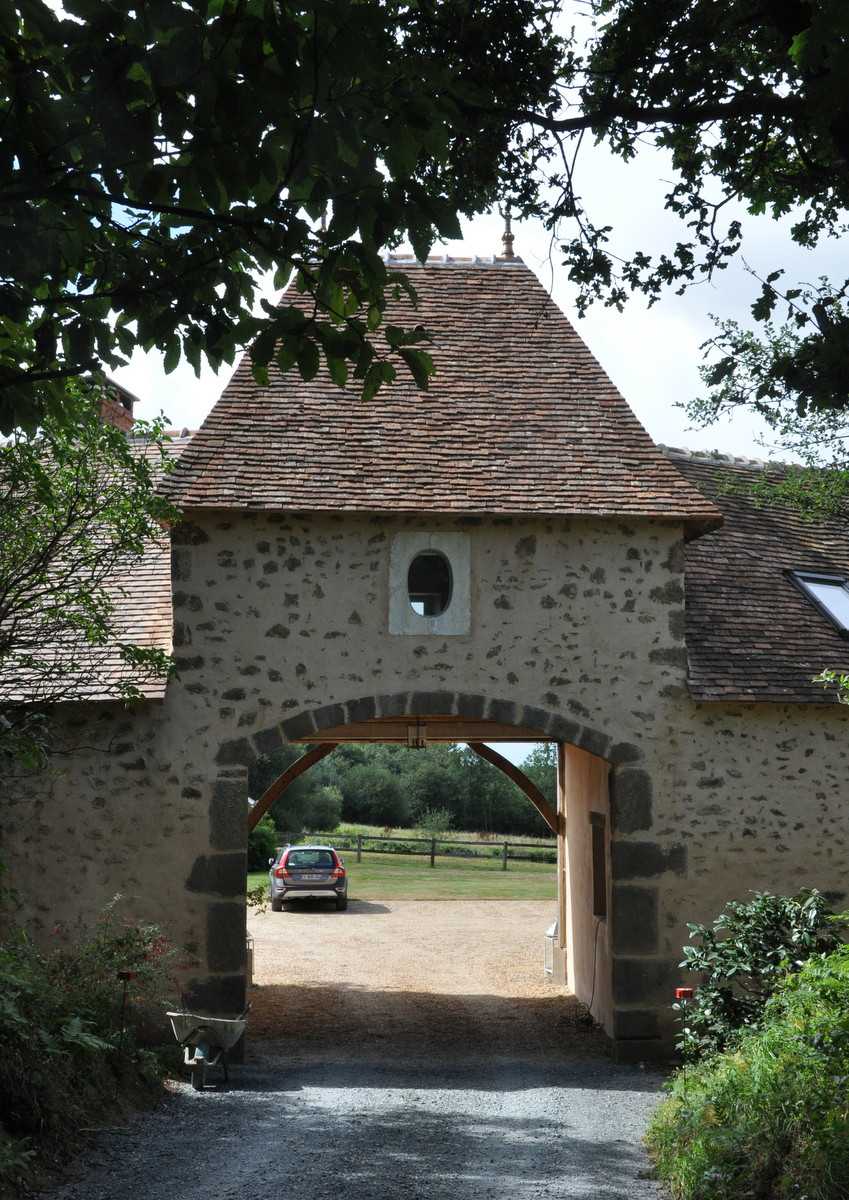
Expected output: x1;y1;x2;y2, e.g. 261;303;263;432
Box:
249;850;556;901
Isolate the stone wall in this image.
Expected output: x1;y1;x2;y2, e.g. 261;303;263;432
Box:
3;507;848;1054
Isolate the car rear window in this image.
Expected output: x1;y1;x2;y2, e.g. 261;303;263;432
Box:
286;850;335;869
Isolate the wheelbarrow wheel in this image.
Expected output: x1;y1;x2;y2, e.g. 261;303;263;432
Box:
190;1056;207;1091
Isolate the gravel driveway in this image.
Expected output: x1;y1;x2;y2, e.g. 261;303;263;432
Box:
41;901;670;1200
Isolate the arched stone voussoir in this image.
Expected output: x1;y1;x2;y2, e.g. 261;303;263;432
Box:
214;736;255;767
269;690;622;760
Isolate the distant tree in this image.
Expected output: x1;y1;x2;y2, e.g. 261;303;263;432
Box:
247;813;278;871
305;785;343;833
250;744;304;802
340;764;410;827
520;743;557;805
452;748;544;836
406;749;458;821
249;745;342;833
0;382;176;771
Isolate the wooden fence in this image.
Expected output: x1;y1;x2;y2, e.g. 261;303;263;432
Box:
302;831;557;871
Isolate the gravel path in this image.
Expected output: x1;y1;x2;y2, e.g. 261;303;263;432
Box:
40;901;669;1200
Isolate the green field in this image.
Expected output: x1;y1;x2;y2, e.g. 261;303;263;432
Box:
250;849;557;901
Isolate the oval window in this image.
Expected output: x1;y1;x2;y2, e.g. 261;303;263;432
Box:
407;551;452;617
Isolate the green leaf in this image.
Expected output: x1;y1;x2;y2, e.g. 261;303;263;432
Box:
398;346;434;390
296;340;320;382
360;359;396;402
326;354;348;387
163;337;181;375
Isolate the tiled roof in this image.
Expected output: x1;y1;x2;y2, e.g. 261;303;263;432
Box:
165;258;720;525
668;451;849;703
0;435;192;706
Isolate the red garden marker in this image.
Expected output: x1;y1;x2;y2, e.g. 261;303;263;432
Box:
675;987;694;1000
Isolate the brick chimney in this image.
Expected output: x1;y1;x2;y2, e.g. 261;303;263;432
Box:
100;379;138;432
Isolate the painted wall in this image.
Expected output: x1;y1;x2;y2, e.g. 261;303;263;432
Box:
4;508;848;1056
561;744;613;1038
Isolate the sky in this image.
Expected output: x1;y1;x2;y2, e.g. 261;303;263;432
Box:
112;137;846;769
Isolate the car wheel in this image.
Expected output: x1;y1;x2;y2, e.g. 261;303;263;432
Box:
271;896;284;912
335;895;348;911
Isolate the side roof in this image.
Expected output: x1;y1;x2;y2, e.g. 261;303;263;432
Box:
0;432;192;706
165;258;719;526
669;452;849;703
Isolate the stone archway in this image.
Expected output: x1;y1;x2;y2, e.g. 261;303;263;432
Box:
226;689;654;1053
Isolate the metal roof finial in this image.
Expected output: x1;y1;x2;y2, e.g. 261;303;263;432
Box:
500;209;515;260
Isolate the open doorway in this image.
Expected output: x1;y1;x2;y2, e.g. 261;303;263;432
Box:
243;727;612;1043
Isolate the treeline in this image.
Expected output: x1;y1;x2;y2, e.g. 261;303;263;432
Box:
249;742;556;840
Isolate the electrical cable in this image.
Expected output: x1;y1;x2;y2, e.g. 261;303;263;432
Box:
558;915;604;1030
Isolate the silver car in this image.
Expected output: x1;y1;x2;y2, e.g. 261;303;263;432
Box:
268;843;348;911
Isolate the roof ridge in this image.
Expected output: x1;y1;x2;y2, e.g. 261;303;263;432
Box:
383;251;525;266
658;444;768;470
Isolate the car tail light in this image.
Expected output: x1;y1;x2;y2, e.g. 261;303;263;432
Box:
274;865;290;879
330;866;345;878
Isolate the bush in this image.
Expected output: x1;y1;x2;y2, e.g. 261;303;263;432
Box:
646;946;849;1200
0;900;178;1192
415;807;454;838
247;813;278;871
675;888;848;1060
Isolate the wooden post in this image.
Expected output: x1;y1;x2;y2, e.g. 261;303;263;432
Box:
357;833;362;863
502;842;508;871
430;838;436;868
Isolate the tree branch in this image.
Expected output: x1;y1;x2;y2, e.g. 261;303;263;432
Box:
515;91;802;134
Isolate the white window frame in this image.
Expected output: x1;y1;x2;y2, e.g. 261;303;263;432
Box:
786;570;849;639
389;532;470;635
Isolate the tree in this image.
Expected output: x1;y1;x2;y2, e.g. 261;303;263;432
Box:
519;742;556;805
247;813;278;871
7;2;848;446
528;0;849;449
339;763;410;826
405;747;459;821
0;382;177;770
0;0;561;433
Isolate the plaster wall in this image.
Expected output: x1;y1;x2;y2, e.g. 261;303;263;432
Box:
3;508;848;1055
562;744;613;1037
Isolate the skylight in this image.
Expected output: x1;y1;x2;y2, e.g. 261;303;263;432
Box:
786;571;849;639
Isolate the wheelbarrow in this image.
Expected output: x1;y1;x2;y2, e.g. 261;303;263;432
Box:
167;1004;251;1091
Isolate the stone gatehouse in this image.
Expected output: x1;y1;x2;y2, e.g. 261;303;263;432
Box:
4;256;849;1059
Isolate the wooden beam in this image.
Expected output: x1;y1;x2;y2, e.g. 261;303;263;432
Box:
466;742;560;835
294;719;554;744
248;743;336;832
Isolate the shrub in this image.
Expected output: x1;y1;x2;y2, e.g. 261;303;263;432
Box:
0;900;177;1191
415;807;454;838
675;888;848;1060
247;813;278;871
646;946;849;1200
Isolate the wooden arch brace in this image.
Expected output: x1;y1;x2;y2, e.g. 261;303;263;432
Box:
466;742;560;835
247;743;336;832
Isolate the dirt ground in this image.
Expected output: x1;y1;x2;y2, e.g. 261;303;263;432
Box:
248;898;611;1063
